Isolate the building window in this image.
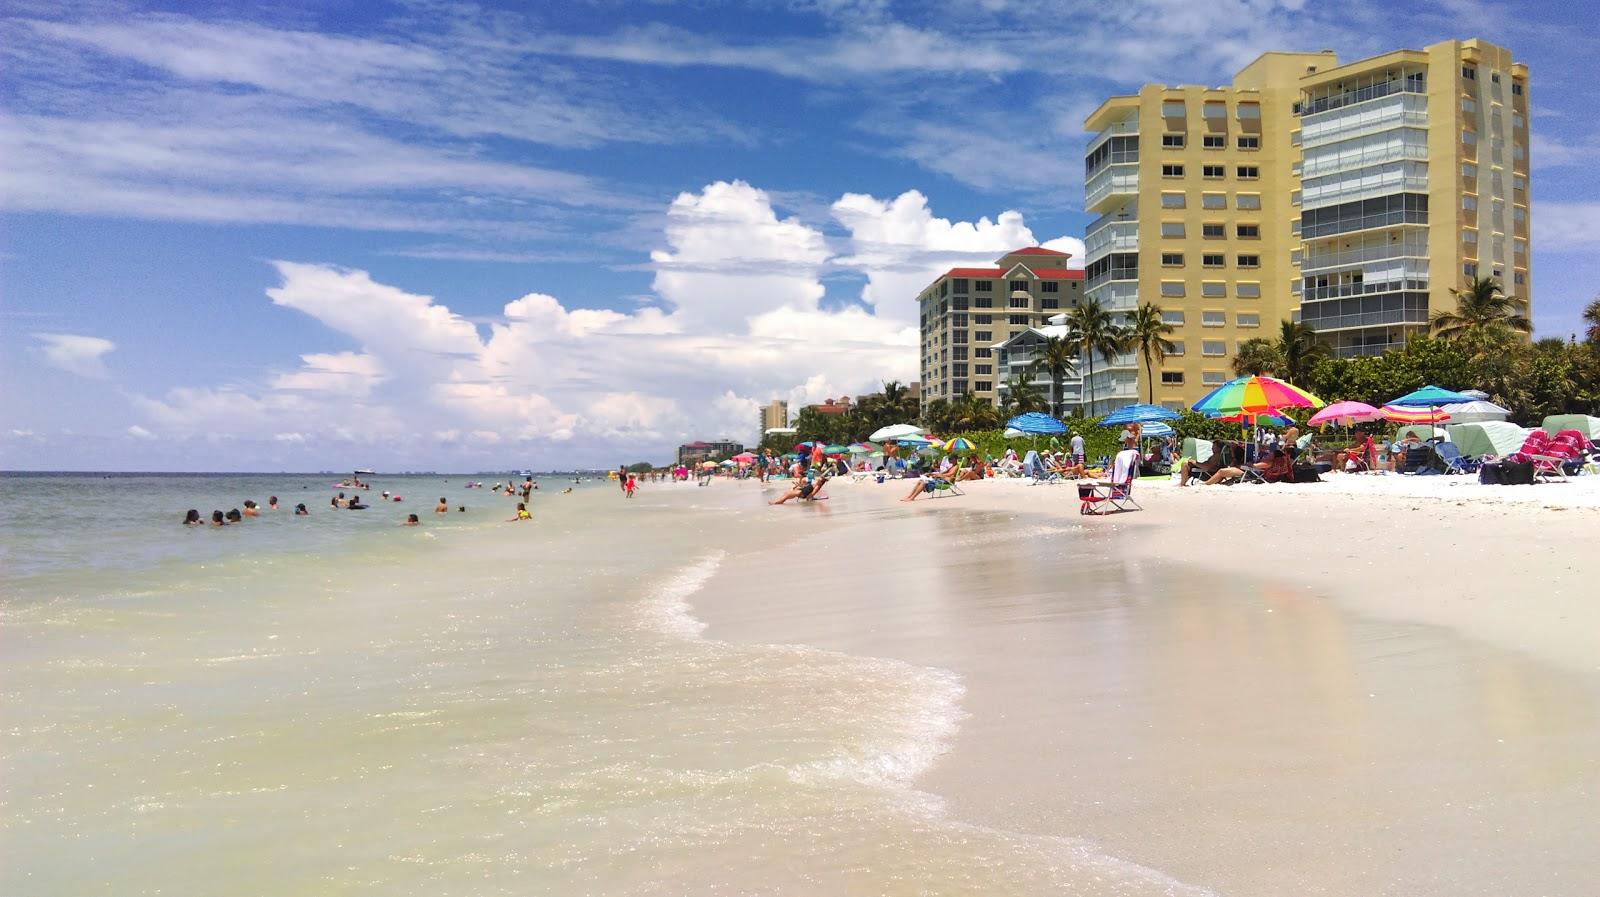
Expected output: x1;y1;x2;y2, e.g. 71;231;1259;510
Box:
952;313;968;327
974;314;992;324
1161;221;1186;238
1162;310;1185;326
1463;229;1478;244
1202;193;1226;209
1162;164;1185;177
1237;136;1259;150
975;365;993;376
1236;165;1259;179
1009;280;1028;293
1202;223;1225;238
1041;297;1060;309
1161;252;1184;267
1202;253;1225;268
952;346;968;360
1203;134;1225;149
1162;101;1186;117
1235;194;1260;210
975;347;992;358
1202;165;1225;179
1462;66;1476;80
1161;281;1186;297
1202;281;1226;298
973;296;993;308
952;278;968;293
1236;224;1259;238
1236;282;1261;298
1463;130;1477;145
975;280;992;291
1236;254;1260;268
1513;175;1527;192
1009;295;1030;308
1202;311;1225;327
1162;133;1186;148
1462;162;1478;181
1201;371;1227;386
1041;281;1059;292
974;330;992;342
1161;192;1186;209
1008;314;1029;325
1514;272;1526;285
1462;195;1477;211
1161;371;1185;385
1464;262;1478;278
1202;102;1226;120
1512;82;1523;96
1168;340;1185;355
1237;313;1260;327
1236;103;1260;120
953;330;968;344
1201;340;1225;356
953;363;968;377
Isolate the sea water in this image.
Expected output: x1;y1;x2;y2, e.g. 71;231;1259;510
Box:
1;473;1212;896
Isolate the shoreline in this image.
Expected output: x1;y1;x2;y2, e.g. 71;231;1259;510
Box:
691;475;1600;896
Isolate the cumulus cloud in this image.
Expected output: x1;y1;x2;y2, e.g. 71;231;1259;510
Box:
121;182;1071;466
126;425;155;440
32;332;115;378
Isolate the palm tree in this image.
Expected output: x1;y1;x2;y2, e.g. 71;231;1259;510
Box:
1128;302;1177;403
1431;276;1532;349
920;398;955;434
1275;320;1326;386
878;380;918;420
1027;336;1079;419
1231;338;1284;377
950;391;1000;431
1582;296;1600;345
1066;300;1129;415
1000;375;1047;415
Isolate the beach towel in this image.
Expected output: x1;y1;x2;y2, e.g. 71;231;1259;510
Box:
1111;449;1139;485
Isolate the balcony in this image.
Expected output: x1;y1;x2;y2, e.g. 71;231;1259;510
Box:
1300;276;1428;302
1088;280;1139;311
1300;236;1430;274
1301;135;1428;179
1086;118;1140;156
1302;172;1429;211
1300;74;1425;117
1085;220;1139;261
1301;93;1429;149
1298;292;1429;333
1085;164;1139;213
1086;264;1139;292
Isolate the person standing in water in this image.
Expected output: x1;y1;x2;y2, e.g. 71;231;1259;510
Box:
435;497;449;514
617;465;629;495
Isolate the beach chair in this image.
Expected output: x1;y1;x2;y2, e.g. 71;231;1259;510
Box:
1433;441;1476;475
1022;450;1058;485
1509;431;1569;482
1078;450;1142;515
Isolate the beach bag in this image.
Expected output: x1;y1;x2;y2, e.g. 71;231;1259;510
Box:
1478;462;1504;485
1500;460;1535;485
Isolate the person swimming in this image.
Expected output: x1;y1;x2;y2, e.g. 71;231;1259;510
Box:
242;500;259;517
183;509;202;526
402;513;419;526
347;497;368;510
435;497;449;514
226;508;243;522
508;502;531;521
294;503;309;515
457;505;466;512
560;487;572;494
211;510;228;526
268;496;279;510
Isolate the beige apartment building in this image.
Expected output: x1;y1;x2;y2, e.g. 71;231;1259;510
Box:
1083;39;1529;411
916;247;1085;407
759;399;788;436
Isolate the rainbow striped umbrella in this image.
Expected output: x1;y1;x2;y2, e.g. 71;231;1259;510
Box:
943;436;977;453
1381;404;1451;424
1191;376;1324;418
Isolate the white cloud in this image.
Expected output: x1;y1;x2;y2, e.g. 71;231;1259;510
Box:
1533;202;1600;251
124;181;1035;466
32;332;115;378
126;425;155;440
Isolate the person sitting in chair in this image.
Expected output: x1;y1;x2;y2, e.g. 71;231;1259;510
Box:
1179;441;1229;487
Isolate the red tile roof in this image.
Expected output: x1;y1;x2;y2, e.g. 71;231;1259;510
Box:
1003;246;1070;257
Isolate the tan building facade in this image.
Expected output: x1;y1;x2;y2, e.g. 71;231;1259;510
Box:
917;247;1085;407
759;399;788;436
1084;39;1529;410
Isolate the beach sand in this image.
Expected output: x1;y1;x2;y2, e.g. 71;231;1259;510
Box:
693;473;1600;896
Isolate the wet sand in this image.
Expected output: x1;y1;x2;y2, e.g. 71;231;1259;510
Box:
694;478;1600;896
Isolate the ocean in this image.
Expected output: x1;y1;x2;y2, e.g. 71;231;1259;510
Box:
0;472;1209;896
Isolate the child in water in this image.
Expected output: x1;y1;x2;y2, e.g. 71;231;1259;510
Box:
402;514;420;526
435;497;449;514
294;503;309;516
508;502;531;521
183;509;202;526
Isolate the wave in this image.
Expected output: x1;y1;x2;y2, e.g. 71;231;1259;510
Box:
638;550;725;639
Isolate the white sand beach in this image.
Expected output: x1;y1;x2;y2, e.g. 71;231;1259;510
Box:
694;472;1600;897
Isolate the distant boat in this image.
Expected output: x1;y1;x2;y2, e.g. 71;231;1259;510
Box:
354;468;376;475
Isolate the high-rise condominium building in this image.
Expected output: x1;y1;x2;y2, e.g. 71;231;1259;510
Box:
917;247;1084;407
1083;39;1528;412
759;399;788;437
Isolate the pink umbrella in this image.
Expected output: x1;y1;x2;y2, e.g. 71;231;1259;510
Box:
1307;401;1382;427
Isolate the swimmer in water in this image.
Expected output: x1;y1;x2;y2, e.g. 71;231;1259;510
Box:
435;497;448;514
294;503;309;515
560;487;572;494
268;496;279;511
242;500;259;517
457;505;466;512
402;513;419;526
211;510;228;527
183;509;202;526
226;508;243;523
508;502;531;522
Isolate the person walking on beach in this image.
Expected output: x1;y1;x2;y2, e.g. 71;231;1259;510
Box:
618;465;629;494
624;473;637;498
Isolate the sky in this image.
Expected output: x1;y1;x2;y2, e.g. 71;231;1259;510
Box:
4;0;1599;471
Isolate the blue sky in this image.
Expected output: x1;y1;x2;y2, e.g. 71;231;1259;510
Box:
4;0;1598;471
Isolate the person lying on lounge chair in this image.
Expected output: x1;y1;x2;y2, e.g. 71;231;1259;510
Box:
1179;441;1229;487
1196;448;1292;485
901;463;959;501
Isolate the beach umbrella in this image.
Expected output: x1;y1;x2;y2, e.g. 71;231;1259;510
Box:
1438;400;1509;424
823;444;848;454
1210;412;1293;427
1387;385;1477;407
1002;427;1026;439
1099;403;1181;426
943;436;977;453
1005;412;1067;435
699;460;718;468
848;441;879;453
1191;375;1325;418
1140;421;1175;438
720;459;737;467
732;452;756;462
1307;400;1382;428
870;423;926;441
1382;404;1451;424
